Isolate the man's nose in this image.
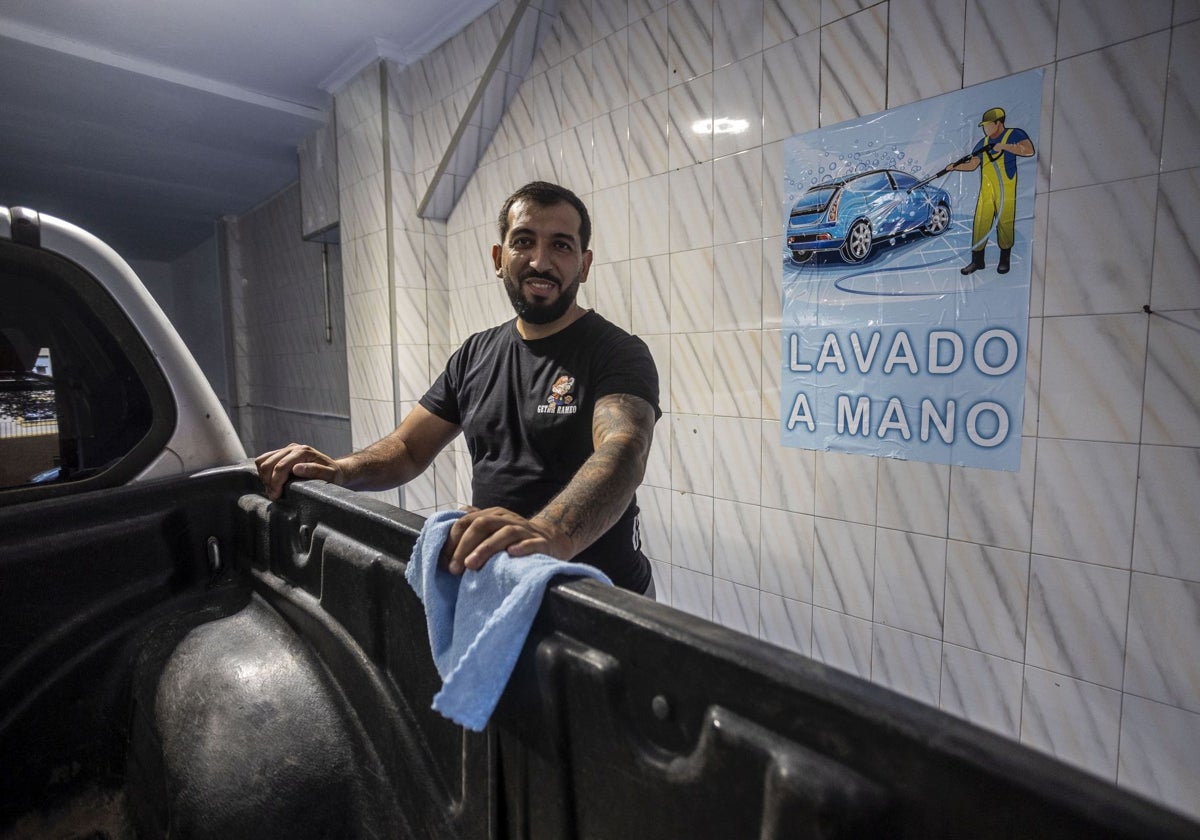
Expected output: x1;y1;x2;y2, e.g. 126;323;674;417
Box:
528;241;552;269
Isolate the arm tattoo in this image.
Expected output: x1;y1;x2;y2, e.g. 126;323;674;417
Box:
534;394;656;556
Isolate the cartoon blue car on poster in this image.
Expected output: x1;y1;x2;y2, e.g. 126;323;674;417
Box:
786;168;951;264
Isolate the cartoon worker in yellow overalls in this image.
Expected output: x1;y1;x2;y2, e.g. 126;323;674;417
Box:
951;107;1035;275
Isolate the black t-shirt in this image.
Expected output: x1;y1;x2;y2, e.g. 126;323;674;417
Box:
419;311;660;590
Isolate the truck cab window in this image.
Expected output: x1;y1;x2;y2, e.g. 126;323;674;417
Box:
0;241;174;496
0;341;59;486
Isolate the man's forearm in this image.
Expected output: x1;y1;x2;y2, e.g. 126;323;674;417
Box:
532;394;656;558
532;440;646;557
337;432;424;491
338;405;461;492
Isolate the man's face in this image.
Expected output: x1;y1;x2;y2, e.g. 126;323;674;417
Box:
983;120;1003;140
493;198;592;326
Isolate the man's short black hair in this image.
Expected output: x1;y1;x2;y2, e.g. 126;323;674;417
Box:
498;181;591;251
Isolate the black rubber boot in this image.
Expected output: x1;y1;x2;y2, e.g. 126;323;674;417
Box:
998;248;1011;274
960;249;985;275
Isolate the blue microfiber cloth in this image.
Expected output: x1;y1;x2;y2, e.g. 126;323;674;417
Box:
405;509;612;731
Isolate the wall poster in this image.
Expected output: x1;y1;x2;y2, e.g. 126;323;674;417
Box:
781;70;1043;471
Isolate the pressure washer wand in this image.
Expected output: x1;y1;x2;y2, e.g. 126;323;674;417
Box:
908;143;994;192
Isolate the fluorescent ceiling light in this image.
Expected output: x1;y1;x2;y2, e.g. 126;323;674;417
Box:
692;117;750;135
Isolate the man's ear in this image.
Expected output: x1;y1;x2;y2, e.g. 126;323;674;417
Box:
578;249;594;283
491;243;503;276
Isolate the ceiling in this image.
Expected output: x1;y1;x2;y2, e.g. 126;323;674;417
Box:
0;0;498;263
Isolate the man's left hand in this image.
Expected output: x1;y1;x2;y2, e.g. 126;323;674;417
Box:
440;507;572;574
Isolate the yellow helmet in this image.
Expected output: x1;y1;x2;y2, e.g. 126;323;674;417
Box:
979;107;1006;125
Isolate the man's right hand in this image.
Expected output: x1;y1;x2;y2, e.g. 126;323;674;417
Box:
254;443;344;500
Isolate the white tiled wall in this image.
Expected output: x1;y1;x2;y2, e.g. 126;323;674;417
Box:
335;63;401;506
229;183;350;458
239;0;1200;822
298;113;339;238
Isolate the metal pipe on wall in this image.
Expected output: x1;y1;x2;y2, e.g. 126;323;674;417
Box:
322;242;332;344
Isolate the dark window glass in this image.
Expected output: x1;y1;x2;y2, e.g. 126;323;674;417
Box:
792;187;837;214
852;172;892;193
1;240;172;497
0;343;60;485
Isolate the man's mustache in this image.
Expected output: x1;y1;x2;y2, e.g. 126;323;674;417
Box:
519;270;559;286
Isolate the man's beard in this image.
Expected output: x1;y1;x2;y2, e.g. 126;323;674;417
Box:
503;268;580;325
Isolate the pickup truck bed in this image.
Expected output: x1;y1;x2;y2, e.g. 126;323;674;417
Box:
2;466;1197;839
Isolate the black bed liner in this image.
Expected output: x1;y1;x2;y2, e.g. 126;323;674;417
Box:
2;466;1196;839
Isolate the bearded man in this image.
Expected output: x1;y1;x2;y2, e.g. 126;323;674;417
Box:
256;182;661;595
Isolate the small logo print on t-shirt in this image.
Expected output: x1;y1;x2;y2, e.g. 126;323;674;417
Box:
537;374;579;415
